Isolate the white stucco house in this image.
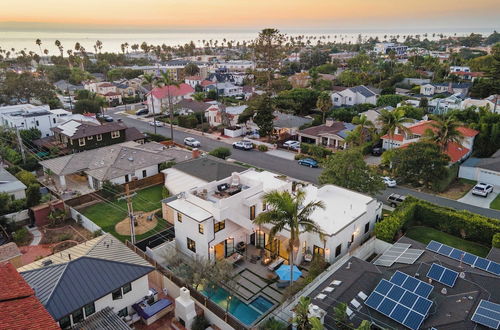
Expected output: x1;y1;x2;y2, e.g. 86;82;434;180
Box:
146;84;195;114
331;85;380;107
164;169;382;265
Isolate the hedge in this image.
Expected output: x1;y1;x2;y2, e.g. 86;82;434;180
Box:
493;233;500;248
375;197;500;247
300;143;333;159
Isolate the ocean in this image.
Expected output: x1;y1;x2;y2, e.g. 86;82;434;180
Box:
0;28;494;55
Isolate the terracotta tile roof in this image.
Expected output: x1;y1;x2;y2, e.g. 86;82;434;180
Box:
151;83;194;99
380;133;404;141
451;71;484;77
0;263;33;300
400;141;469;163
0;263;59;330
399;120;479;137
200;80;216;87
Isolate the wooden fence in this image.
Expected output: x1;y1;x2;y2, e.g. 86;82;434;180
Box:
124;241;249;330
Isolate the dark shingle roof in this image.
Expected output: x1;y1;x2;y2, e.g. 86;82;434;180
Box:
124;127;146;141
298;121;356;138
52;121;126;139
273;112;312;129
350;85;379;97
72;307;130;330
21;256;154;320
174;156;246;182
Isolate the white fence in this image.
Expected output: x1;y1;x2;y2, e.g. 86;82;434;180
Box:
3;209;30;223
69;207;102;233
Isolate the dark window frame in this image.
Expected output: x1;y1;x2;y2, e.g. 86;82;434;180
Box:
199;223;204;234
335;244;342;257
214;220;225;233
112;288;123;300
122;282;132;294
364;222;370;234
187;237;196;252
84;302;95;317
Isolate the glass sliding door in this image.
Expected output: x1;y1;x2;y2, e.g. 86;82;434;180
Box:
225;238;234;257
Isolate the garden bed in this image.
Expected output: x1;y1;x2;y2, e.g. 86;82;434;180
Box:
40;223;91;245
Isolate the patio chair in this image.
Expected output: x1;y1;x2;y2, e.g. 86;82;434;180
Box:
267;257;285;271
357;291;367;301
276;280;290;289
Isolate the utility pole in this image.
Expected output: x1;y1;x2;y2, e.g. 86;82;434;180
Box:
118;184;137;244
15;127;26;164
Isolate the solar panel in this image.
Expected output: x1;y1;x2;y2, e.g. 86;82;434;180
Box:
426;263;459;287
425;240;500;277
389;271;434;298
374;244;424;267
471;299;500;329
365;279;433;330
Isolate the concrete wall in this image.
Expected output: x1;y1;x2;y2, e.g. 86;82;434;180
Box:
3;209;29;224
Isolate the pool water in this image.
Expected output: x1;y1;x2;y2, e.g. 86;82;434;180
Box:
202;287;274;326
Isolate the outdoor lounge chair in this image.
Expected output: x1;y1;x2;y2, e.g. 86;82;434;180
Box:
276;280;290;288
357;291;367;301
350;298;361;309
268;257;285;271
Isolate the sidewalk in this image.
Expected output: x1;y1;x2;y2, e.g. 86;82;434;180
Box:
27;226;42;246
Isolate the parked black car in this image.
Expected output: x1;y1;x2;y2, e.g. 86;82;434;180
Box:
371;147;385;156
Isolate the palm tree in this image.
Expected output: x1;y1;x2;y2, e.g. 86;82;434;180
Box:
35;39;43;63
352;114;375;145
254;189;325;286
316;91;332;123
378;108;412;150
158;72;180;140
55;40;63;58
142;73;158;134
424;116;464;152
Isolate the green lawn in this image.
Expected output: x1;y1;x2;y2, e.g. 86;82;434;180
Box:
490;194;500;210
81;185;165;241
405;226;490;257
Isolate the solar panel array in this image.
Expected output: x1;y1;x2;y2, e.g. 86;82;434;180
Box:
365;279;433;330
426;240;500;276
471;299;500;329
389;271;434;298
426;263;459;287
374;243;424;267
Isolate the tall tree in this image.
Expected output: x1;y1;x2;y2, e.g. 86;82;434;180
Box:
319;148;384;195
351;114;375;145
316;91;332;123
378;108;412;149
424;116;464;152
184;63;200;76
254;28;287;90
254;189;325;286
392;142;450;189
158;72;180;140
248;94;275;137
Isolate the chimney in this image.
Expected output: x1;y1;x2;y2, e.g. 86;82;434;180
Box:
325;117;335;127
192;148;201;159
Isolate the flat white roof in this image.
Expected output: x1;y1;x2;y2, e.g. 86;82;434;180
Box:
162;168;207;195
302;184;373;235
239;170;289;192
168;198;212;221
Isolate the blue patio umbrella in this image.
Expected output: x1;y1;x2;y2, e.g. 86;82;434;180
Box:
275;264;302;281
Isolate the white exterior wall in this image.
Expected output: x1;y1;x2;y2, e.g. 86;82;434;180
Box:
458;165;477;181
9;189;26;200
109;164;159;186
93;275;149;317
1;112;57;137
459;165;500;186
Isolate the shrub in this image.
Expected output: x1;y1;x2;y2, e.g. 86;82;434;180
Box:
15;170;37;186
493;233;500;248
26;184;41;207
375;197;500;246
191;315;210;330
12;227;29;245
100;180;124;200
300;143;332;159
208;147;231;159
178;115;199;128
57;233;72;242
159;161;176;171
257;145;269;152
259;318;287;330
162;186;170;199
145;132;170;142
294;154;307;160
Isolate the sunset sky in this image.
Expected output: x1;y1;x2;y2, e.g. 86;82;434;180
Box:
0;0;499;30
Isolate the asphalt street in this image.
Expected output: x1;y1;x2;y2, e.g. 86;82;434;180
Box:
108;108;500;220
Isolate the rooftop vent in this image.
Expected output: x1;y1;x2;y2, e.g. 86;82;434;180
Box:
41;259;53;267
128;157;134;161
441;288;447;295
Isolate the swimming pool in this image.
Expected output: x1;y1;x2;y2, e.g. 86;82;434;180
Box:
201;287;275;326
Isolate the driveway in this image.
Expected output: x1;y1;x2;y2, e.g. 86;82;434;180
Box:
458;186;499;209
266;149;297;160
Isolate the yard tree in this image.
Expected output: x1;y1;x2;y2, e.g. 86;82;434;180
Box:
253;28;287;90
319;148;384;195
184;63;200;76
20;128;41;142
376;94;406;107
391;142;450;189
0;193;11;215
15;170;37;186
274;88;320;116
316;91;332;123
423;115;464;152
378;108;412;149
249;94;274;137
398;105;424;120
26;184;41;207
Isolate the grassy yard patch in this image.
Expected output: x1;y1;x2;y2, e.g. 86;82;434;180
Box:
491;194;500;210
425;178;476;200
405;226;490;257
81;185;164;241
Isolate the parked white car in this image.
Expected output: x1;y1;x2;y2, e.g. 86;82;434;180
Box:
382;176;397;188
149;120;165;127
471;183;494;197
184;137;201;147
283;140;300;151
